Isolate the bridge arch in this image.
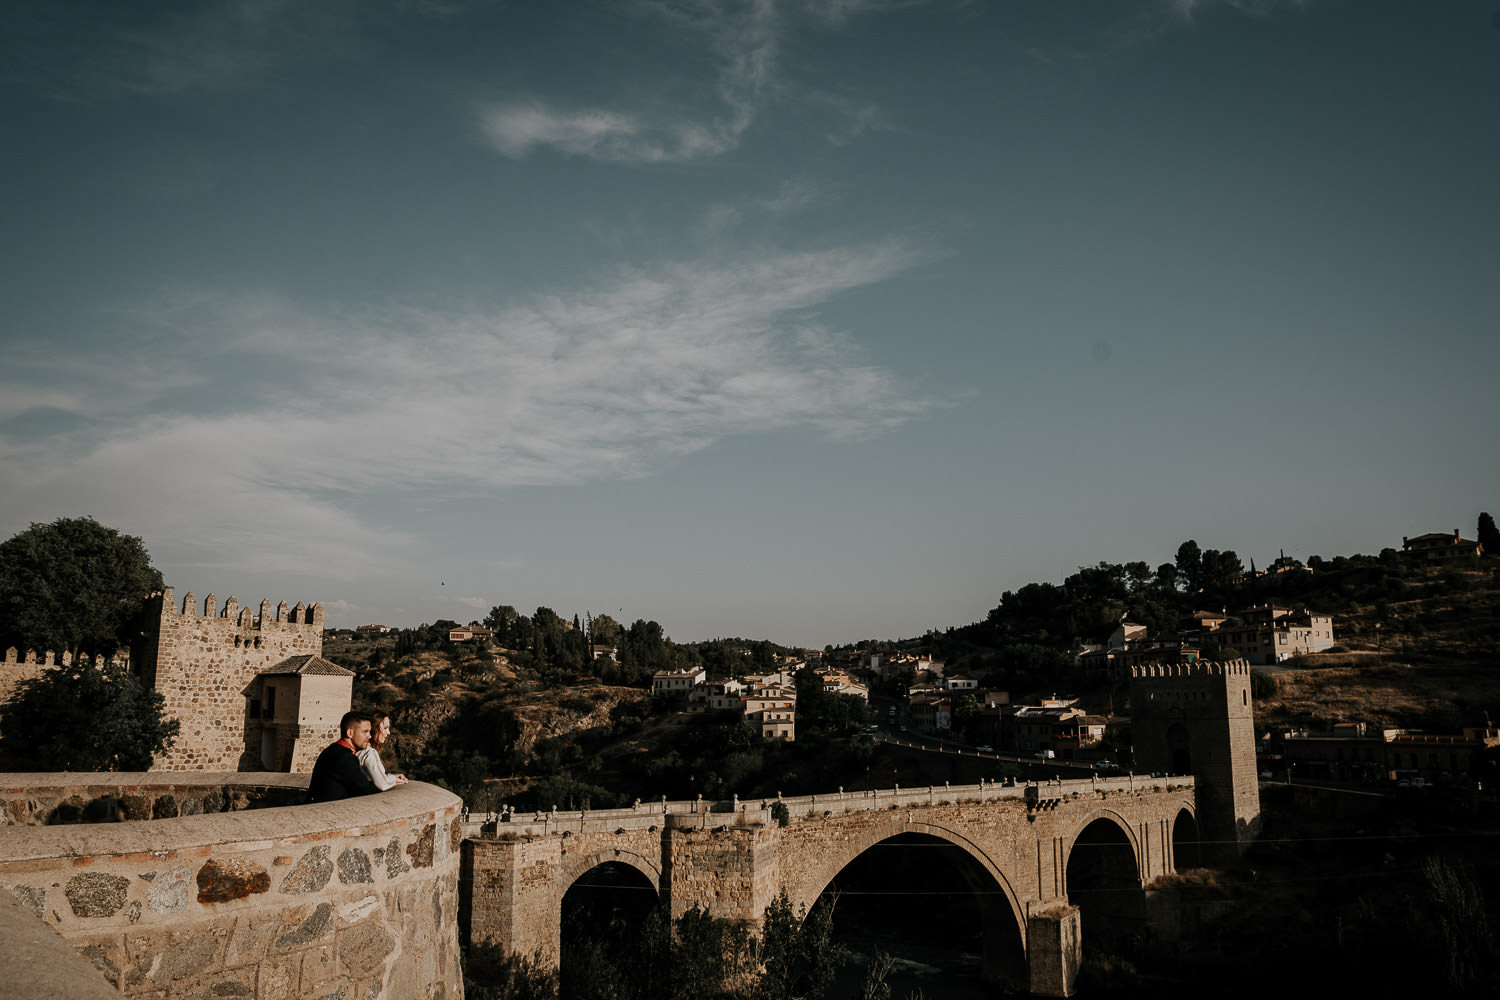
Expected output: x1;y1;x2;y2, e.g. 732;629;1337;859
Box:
786;818;1027;945
559;848;663;897
1060;807;1145;886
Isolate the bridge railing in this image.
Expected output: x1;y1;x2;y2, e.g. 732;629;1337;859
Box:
461;773;1193;838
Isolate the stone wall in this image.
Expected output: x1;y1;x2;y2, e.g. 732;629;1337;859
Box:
0;773;464;1000
1;774;304;827
137;589;324;772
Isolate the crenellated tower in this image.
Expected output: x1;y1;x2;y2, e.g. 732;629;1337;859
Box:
133;587;349;772
1129;659;1261;863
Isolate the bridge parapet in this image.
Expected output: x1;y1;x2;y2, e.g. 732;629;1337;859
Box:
463;774;1194;839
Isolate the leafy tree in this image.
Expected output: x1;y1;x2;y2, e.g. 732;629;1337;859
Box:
1479;512;1500;557
0;661;178;770
756;891;846;1000
1174;540;1202;592
0;516;164;659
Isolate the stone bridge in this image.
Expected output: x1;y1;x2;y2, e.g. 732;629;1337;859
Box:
461;774;1199;997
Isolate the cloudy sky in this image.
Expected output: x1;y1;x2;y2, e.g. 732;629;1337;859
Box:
2;0;1497;647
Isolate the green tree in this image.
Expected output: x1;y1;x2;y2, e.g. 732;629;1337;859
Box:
0;516;165;659
0;661;179;770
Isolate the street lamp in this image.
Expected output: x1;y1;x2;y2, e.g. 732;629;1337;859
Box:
1376;623;1382;665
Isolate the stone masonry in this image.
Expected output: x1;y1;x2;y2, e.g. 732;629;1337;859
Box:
0;774;465;1000
133;588;329;772
462;776;1197;998
1129;659;1262;862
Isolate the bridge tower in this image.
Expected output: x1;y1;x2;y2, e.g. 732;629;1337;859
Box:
1129;659;1260;863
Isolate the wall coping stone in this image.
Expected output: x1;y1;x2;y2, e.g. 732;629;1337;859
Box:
0;772;460;863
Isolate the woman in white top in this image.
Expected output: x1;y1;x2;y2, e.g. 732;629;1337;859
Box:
358;711;408;790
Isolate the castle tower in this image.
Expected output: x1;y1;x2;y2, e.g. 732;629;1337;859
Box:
1129;659;1261;864
133;588;344;772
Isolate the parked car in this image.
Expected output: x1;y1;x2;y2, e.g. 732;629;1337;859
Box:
976;745;994;753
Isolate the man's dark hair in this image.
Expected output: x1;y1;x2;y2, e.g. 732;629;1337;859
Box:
339;711;373;738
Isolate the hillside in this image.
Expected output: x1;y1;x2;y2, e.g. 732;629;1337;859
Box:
324;557;1500;809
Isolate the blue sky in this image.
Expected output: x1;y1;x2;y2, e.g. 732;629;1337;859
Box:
2;0;1497;647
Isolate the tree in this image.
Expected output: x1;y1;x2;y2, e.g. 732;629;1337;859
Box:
1174;540;1202;592
0;516;165;659
0;661;179;770
1479;512;1500;557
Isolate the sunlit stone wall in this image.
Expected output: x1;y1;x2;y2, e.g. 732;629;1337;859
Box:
0;773;464;1000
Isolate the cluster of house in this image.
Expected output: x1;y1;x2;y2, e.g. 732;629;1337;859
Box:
650;659;870;742
1074;603;1337;677
1262;721;1500;787
857;652;1108;758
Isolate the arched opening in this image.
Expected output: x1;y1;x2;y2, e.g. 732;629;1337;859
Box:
1167;722;1192;774
559;861;660;998
814;832;1026;998
1172;807;1202;871
1066;819;1145;958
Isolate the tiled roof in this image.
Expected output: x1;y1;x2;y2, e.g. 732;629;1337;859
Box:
262;654;354;677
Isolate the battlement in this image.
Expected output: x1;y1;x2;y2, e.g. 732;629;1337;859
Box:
1130;658;1251;681
156;587;323;628
1;648;125;668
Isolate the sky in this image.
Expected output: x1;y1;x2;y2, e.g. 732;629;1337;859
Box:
2;0;1498;649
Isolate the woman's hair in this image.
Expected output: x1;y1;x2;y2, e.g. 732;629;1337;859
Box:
369;710;392;747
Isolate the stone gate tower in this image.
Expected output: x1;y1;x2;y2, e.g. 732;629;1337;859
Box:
1129;659;1261;863
131;588;351;772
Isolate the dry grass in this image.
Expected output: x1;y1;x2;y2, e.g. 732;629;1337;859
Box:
1255;660;1500;731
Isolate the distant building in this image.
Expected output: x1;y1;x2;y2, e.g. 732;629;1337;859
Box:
354;624;393;635
448;625;493;642
743;687;796;741
651;666;707;696
1273;724;1499;785
1402;530;1483;562
1215;605;1335;665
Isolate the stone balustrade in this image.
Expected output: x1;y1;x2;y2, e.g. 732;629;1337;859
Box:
466;774;1193;839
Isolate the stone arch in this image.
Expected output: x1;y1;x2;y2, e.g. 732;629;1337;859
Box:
558;848;663;899
785;818;1026;945
1060;807;1144;885
1171;804;1202;871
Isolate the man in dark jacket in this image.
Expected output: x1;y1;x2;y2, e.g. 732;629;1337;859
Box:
307;711;381;803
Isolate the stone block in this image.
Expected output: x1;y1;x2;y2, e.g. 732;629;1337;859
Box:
275;902;334;950
176;966;256;999
384;838;410;879
300;944;338;993
148;864;195;914
405;825;435;870
225;913;280;966
65;873;130;917
337;848;373;885
280;845;334;895
337;920;395;978
256;953;301;1000
198;859;271;904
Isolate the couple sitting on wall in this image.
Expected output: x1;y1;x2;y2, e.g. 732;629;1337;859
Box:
306;710;408;803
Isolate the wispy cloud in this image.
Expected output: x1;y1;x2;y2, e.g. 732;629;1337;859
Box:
479;0;912;163
0;243;939;577
481;0;778;163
